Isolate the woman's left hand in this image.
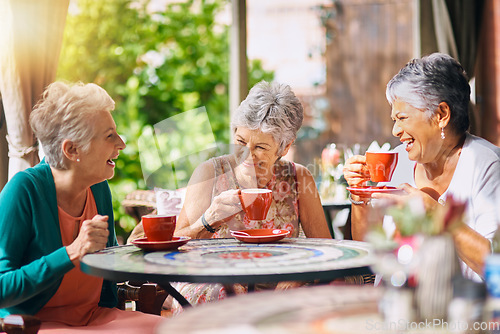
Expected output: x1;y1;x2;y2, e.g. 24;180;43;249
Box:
372;183;439;211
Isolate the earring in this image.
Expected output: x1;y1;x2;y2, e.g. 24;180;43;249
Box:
441;128;445;140
76;158;80;162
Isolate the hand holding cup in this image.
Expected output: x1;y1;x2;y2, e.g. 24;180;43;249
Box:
343;155;371;187
205;189;242;224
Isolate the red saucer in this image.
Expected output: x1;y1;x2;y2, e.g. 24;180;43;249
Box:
230;229;290;244
131;236;191;251
346;186;403;197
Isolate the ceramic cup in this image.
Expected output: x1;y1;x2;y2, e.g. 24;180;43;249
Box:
365;151;398;182
142;214;176;241
239;188;272;221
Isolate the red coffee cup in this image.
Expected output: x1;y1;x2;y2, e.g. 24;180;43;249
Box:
142;214;176;241
365;152;398;182
239;188;272;221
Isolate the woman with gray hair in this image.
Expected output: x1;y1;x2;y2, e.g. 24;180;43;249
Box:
177;80;329;240
343;53;500;281
166;81;330;313
0;82;163;332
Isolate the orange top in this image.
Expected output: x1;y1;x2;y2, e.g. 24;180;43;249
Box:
36;188;104;326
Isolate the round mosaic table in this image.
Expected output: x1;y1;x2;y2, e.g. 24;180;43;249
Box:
81;238;373;285
81;238;373;307
157;284;384;334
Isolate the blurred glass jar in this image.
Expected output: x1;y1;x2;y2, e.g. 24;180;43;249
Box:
483;254;500;334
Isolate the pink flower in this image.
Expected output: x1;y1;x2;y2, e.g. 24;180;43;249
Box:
322;144;341;166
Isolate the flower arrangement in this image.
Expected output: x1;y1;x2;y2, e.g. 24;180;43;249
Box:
366;195;467;283
368;195;467;322
389;195;466;238
366;195;466;246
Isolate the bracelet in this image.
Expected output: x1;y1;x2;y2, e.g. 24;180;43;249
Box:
201;213;217;233
349;193;371;206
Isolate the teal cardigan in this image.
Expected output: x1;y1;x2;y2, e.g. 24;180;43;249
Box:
0;160;118;317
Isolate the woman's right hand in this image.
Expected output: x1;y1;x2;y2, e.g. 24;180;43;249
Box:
66;214;110;263
204;189;242;224
343;155;371;187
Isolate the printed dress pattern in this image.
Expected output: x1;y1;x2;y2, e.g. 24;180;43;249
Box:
211;155;300;238
169;155;300;314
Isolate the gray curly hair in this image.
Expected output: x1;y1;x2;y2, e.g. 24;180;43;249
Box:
231;81;303;156
386;52;470;135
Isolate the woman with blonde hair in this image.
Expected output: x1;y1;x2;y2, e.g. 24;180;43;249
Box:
0;82;163;332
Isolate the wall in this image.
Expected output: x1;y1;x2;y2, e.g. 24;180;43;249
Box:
321;0;414;152
476;0;500;146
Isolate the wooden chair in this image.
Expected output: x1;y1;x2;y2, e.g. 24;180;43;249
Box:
0;191;169;334
121;190;157;225
120;189;181;314
0;282;169;333
117;281;168;315
0;314;41;334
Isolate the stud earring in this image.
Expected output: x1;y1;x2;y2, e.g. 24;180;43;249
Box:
76;158;80;162
441;128;445;140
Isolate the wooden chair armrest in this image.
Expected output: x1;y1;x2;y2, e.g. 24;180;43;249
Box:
0;314;41;334
121;190;156;224
117;281;168;315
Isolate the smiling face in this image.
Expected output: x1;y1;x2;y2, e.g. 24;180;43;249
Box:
78;109;126;183
234;127;289;184
391;99;442;163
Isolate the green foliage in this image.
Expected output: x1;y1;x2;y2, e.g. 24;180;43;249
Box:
57;0;273;240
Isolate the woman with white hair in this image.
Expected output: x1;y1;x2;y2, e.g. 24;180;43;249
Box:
0;82;162;332
163;81;330;313
343;53;500;281
176;80;330;240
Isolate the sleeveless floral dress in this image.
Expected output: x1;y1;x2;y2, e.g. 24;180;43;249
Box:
168;155;301;314
211;154;300;238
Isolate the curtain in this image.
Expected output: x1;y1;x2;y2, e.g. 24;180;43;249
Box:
419;0;484;76
0;0;69;179
418;0;485;133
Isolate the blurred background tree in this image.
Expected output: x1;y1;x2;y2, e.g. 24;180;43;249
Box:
57;0;273;241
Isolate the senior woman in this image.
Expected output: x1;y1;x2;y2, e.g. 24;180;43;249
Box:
161;80;330;313
343;53;500;281
0;82;162;332
176;80;329;239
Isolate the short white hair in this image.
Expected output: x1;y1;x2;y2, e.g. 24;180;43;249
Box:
231;81;303;156
30;81;115;169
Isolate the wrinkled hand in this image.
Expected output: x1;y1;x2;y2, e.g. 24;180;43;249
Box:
205;189;242;223
343;155;370;187
372;183;438;211
66;215;109;263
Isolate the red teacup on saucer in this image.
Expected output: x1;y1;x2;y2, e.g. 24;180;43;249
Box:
131;236;191;251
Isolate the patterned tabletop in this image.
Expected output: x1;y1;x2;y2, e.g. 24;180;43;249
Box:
157;284;384;334
81;238;373;285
